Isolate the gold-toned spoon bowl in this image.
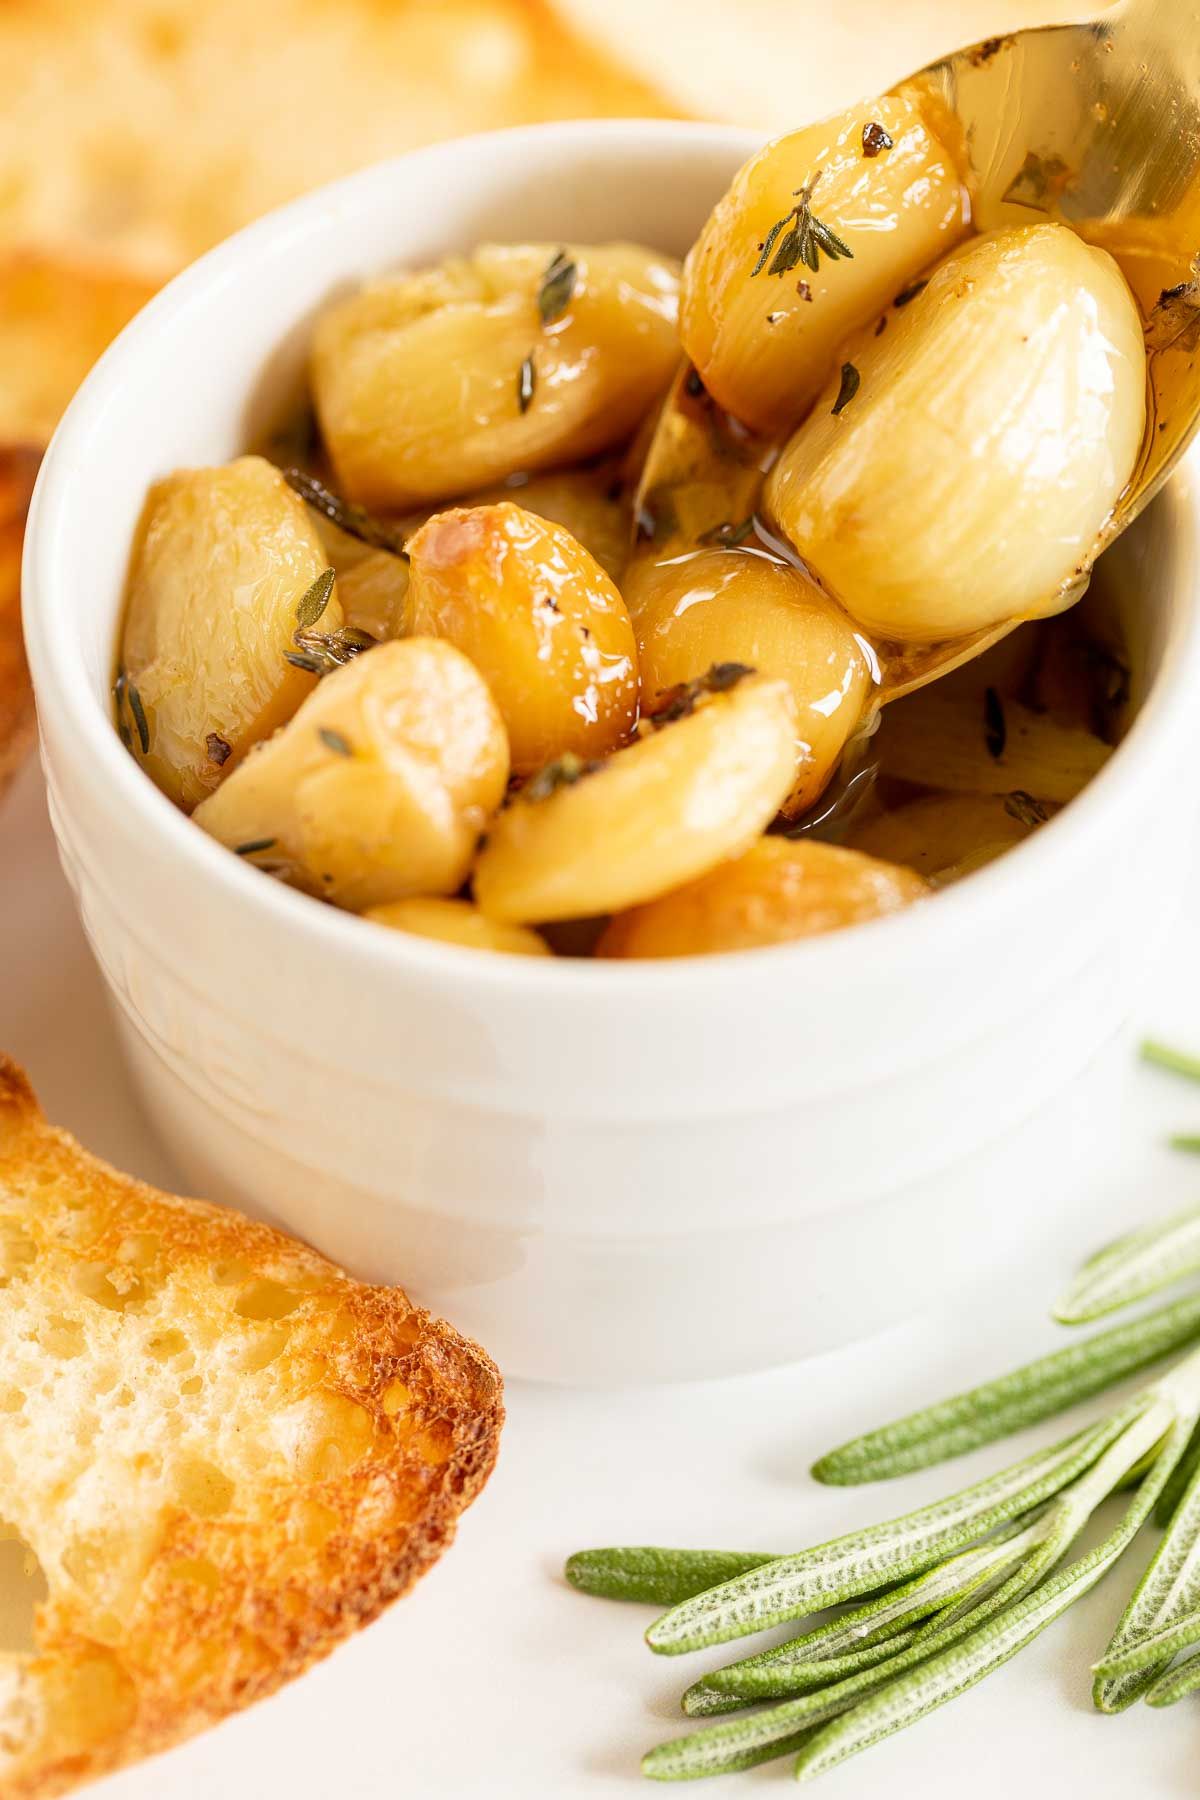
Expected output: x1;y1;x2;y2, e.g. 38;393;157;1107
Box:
633;0;1200;708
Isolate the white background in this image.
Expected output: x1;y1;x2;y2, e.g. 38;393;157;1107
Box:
6;755;1200;1799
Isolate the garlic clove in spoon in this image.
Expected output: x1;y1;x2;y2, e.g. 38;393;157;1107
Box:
765;223;1147;645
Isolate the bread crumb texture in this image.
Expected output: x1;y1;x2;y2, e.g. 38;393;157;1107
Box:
0;1057;503;1798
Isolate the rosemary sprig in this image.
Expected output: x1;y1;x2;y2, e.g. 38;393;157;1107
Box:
812;1291;1200;1483
751;176;853;279
571;1045;1200;1782
1094;1422;1200;1709
649;1539;1054;1774
683;1525;1033;1714
644;1411;1134;1655
795;1405;1190;1784
635;1394;1189;1782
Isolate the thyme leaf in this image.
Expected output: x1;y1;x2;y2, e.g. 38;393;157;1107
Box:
522;751;600;802
282;468;409;559
318;727;353;757
651;662;754;725
126;681;150;756
235;838;277;857
750;175;853;279
894;279;928;308
285;650;325;676
206;732;232;767
831;362;860;415
537;248;577;326
295;566;335;631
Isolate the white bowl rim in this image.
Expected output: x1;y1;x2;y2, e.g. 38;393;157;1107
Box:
23;116;1200;1000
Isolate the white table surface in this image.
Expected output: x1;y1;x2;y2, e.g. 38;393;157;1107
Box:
5;753;1200;1799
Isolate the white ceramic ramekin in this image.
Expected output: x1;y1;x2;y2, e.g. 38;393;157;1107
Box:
22;122;1200;1384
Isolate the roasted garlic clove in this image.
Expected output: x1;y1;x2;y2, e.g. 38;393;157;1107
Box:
624;544;873;816
364;897;550;956
473;669;796;924
406;502;639;775
468;458;630;581
119;455;341;811
194;638;508;911
766;224;1147;644
680;95;966;436
307;459;631;646
597;838;928;958
311;243;680;508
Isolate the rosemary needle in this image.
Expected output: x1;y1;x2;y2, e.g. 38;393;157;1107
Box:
794;1409;1190;1784
1054;1204;1200;1324
564;1547;777;1607
644;1411;1133;1655
812;1291;1200;1484
1142;1038;1200;1083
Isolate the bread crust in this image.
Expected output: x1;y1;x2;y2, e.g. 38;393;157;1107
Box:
0;1057;503;1798
0;447;38;802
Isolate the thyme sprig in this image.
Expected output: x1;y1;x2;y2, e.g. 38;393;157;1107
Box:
751;176;853;279
285;566;375;677
567;1043;1200;1782
282;468;409;559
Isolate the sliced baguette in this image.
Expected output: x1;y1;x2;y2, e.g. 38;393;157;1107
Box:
0;1057;502;1799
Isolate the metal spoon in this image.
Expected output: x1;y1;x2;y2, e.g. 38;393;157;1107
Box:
632;0;1200;703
